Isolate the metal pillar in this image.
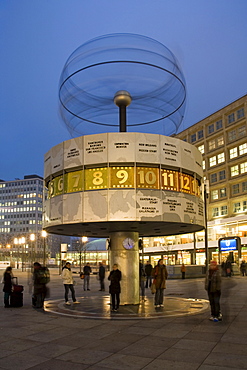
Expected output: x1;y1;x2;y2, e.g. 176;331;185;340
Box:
109;231;140;305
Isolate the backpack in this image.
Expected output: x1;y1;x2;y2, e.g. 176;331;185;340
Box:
37;267;50;284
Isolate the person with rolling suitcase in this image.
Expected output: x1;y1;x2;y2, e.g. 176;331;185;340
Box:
10;276;24;307
2;266;14;308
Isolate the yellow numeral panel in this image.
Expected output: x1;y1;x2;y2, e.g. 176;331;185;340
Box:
136;167;159;189
84;168;108;190
110;166;134;188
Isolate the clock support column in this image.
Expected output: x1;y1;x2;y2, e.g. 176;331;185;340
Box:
109;231;140;305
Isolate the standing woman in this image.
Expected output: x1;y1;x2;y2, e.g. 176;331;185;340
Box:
108;264;122;312
3;266;13;308
205;260;222;322
152;259;168;308
61;262;80;305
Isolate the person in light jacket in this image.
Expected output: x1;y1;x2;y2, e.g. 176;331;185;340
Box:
61;262;80;305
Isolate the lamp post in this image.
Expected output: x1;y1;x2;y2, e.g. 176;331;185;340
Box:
30;233;35;267
42;230;47;266
204;180;210;268
14;238;19;269
81;236;88;273
19;237;26;272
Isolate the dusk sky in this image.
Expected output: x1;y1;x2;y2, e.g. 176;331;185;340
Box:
1;0;247;181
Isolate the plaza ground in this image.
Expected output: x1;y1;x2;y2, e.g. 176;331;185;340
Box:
0;269;247;369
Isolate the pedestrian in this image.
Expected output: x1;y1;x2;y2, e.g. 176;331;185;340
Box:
181;263;186;279
98;262;105;291
152;259;168;308
145;261;153;288
33;262;50;308
205;260;222;322
83;262;92;291
61;262;80;306
225;260;232;277
108;263;122;312
240;260;247;276
139;262;146;301
2;266;13;308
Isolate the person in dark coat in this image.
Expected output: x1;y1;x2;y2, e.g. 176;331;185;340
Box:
152;259;168;308
83;262;92;291
205;260;222;322
108;264;122;312
240;260;247;276
98;262;105;291
145;261;153;288
32;262;47;309
2;266;13;308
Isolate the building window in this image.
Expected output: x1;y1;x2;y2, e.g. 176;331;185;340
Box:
221;206;228;215
229;147;238;159
219;170;226;181
216;120;223;130
228;130;236;142
239;143;247;155
217;152;225;163
240;162;247;174
202;160;205;170
191;134;196;143
220;188;226;197
209;140;216;150
232;184;240;194
217;136;224;146
212;207;219;217
210;173;217;183
208;124;214;134
243;181;247;192
209;156;217;167
239;126;246;138
211;190;218;200
228;113;235;124
233;202;241;213
231;165;239;177
243;201;247;211
198;130;204;140
237;108;244;119
197;144;204;154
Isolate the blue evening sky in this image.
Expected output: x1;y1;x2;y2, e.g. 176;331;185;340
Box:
1;0;247;181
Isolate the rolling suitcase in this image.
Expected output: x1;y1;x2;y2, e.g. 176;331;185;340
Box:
10;277;23;307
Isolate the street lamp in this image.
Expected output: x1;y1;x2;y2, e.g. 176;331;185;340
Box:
42;230;47;266
14;238;19;269
204;179;210;268
30;233;35;266
20;237;26;272
80;236;88;273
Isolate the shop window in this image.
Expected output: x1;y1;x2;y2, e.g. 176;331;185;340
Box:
228;113;235;124
220;188;226;198
240;162;247;174
229;147;238;159
191;134;196;143
216;120;223;130
231;165;239;177
217;136;224;146
239;143;247;155
198;130;204;140
232;184;240;195
209;140;216;150
228;130;236;142
221;206;228;215
197;144;204;154
217;152;225;163
212;207;219;217
210;173;217;183
219;170;226;181
233;202;241;213
237;108;244;119
209;156;217;167
211;190;218;200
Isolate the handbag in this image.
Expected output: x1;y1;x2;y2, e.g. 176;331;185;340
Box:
151;283;156;294
80;273;85;279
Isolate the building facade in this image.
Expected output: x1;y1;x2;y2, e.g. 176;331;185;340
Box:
143;94;247;266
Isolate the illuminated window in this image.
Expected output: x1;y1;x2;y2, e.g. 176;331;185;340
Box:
233;202;241;213
228;113;235;124
216;120;223;130
239;126;246;137
217;136;224;146
232;184;239;194
217;152;225;163
211;190;218;200
209;156;217;167
202;160;205;170
230;147;238;159
221;206;228;215
239;143;247;155
243;201;247;211
231;165;239;177
240;162;247;174
209;140;216;150
228;130;236;142
220;188;226;198
212;207;219;217
197;145;204;154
